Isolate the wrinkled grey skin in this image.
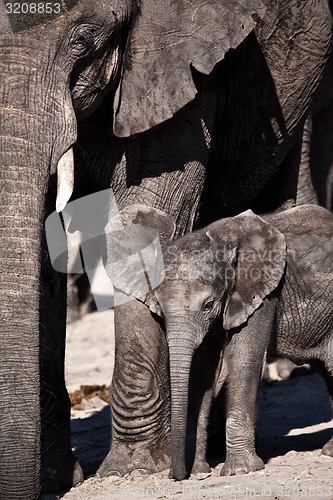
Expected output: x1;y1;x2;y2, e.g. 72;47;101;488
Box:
296;119;320;206
0;0;332;498
307;49;333;211
156;205;333;480
297;27;333;210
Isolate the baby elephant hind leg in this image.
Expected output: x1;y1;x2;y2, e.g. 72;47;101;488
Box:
189;329;224;476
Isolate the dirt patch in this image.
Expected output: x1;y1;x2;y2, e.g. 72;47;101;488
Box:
69;385;111;410
41;309;333;499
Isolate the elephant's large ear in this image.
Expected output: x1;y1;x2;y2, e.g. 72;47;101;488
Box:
207;210;286;331
114;0;266;137
120;204;176;242
118;204;175;316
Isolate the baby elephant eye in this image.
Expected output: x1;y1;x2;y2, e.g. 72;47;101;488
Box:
203;300;215;311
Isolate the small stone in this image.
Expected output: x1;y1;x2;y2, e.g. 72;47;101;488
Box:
195;472;211;480
81;396;108;410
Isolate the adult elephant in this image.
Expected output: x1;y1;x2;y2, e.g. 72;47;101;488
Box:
0;1;331;500
1;2;136;498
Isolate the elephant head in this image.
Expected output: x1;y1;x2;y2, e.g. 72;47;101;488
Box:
155;210;286;479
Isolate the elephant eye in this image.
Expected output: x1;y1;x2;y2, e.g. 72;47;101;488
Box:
203;300;215;311
71;31;95;56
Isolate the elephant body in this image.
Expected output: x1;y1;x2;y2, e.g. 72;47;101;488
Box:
1;0;332;497
156;205;333;479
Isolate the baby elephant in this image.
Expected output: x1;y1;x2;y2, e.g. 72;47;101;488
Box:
155;205;333;480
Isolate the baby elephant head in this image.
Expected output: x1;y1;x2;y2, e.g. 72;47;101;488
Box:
156;209;286;480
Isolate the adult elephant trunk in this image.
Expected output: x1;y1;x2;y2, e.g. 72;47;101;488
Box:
0;132;46;499
0;49;76;499
167;316;200;481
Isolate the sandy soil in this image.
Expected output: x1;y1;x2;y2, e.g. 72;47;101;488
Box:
42;309;333;500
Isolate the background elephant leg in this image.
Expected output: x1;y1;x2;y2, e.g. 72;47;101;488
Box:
296;117;319;206
188;329;224;476
251;132;303;214
321;371;333;457
190;389;214;476
98;298;170;477
39;232;83;493
221;300;276;476
311;350;333;457
310;101;333;211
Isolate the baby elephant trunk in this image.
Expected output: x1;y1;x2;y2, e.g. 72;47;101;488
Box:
167;317;199;480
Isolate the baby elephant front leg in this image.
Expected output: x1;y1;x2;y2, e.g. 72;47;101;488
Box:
221;300;275;476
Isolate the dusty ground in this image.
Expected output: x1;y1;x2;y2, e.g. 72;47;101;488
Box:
43;308;333;499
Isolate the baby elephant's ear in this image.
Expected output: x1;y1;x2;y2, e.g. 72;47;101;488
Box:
226;210;286;330
120;204;176;242
207;210;286;330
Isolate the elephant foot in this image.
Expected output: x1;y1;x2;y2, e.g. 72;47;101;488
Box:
97;442;170;478
191;459;211;476
191;458;212;477
221;453;264;476
41;450;84;494
168;461;211;480
321;437;333;457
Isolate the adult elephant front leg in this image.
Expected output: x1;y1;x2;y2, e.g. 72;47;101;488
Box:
98;299;171;476
39;215;83;493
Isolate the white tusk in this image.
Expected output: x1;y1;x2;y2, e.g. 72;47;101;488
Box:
56;147;74;213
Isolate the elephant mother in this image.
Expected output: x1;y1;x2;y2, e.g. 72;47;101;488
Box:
0;0;331;498
0;2;136;498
